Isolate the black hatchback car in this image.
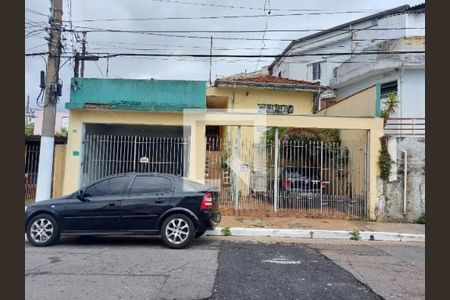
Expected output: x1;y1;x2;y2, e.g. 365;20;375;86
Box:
25;173;221;249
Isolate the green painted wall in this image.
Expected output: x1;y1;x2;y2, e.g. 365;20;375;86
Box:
375;84;381;117
66;78;206;111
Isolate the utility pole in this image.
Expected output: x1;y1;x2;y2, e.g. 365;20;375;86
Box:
35;0;63;201
80;31;87;78
74;51;80;77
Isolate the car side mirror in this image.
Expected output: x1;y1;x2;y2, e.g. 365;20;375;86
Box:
76;190;85;201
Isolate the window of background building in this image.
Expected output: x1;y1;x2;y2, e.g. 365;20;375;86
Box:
312;62;321;81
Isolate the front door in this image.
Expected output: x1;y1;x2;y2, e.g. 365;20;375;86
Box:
62;176;131;232
121;175;174;231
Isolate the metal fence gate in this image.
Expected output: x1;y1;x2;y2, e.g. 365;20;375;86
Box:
25;144;40;205
81;135;190;186
205;136;368;218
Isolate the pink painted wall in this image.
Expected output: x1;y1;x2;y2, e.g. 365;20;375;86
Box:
33;110;70;135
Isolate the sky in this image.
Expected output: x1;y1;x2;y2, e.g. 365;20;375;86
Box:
25;0;425;112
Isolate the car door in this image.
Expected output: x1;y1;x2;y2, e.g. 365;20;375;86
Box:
61;176;131;233
121;175;174;231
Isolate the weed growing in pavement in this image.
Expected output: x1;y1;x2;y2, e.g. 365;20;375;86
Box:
350;229;361;241
369;235;375;241
414;213;425;224
310;231;314;239
221;227;232;236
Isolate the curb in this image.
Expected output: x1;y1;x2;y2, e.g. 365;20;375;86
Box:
206;227;425;242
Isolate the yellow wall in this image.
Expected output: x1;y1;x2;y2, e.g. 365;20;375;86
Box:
318;86;376;117
52;144;66;198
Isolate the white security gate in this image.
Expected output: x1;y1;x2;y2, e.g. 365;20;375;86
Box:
205;136;368;218
81;135;190;186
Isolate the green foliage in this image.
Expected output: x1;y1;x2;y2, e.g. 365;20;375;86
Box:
381;93;400;125
378;136;393;181
221;227;232;236
264;127;340;144
25;126;34;136
414;213;425;224
350;229;361;241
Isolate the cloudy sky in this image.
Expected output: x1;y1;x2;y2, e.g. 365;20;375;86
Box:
25;0;424;111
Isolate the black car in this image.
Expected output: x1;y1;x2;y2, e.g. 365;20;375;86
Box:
25;173;221;249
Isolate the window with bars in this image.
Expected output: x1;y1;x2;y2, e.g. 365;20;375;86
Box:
380;81;398;99
312;62;321;81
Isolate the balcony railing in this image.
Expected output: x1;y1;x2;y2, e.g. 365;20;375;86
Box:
384;118;425;136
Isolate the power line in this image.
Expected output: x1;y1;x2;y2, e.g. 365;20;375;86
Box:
149;0;381;13
64;26;425;34
25;50;423;58
62;27;424;42
64;11;401;23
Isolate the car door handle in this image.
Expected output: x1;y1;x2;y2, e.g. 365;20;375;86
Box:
108;201;120;206
155;199;165;204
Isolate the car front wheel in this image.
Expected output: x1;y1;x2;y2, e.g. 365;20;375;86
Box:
26;214;60;247
161;214;195;249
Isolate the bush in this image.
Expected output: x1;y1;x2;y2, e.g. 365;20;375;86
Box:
414;213;425;224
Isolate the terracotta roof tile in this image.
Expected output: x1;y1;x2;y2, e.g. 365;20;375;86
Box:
216;74;319;86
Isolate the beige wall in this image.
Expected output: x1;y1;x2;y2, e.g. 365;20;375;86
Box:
318;86;376;117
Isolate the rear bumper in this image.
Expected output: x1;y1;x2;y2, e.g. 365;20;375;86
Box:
198;211;221;231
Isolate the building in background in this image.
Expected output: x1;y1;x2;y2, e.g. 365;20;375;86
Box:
266;3;425;221
33;110;70;136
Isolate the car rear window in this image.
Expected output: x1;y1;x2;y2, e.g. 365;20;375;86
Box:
177;177;208;192
130;176;172;194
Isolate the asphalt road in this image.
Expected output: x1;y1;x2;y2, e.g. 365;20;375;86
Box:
25;236;424;300
25;236;220;300
213;242;380;300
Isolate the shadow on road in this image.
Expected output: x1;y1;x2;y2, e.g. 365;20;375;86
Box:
26;235;218;249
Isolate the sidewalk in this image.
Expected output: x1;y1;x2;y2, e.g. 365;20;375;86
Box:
208;215;425;242
219;215;425;234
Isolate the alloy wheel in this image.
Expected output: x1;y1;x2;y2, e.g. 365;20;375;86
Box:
165;218;190;245
30;218;54;244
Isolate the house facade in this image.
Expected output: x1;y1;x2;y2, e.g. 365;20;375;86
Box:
61;76;384;220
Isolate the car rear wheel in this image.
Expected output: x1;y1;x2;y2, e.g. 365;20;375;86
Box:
26;214;60;247
161;214;195;249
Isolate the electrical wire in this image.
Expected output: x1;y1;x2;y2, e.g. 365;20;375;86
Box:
149;0;381;13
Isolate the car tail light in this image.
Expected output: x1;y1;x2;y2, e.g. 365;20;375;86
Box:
200;193;213;210
282;178;292;188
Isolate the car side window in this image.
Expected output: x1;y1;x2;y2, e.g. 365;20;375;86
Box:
130;176;172;195
84;176;129;198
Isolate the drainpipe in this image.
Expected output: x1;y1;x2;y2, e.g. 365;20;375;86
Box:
402;150;408;216
317;87;321;112
399;63;405;134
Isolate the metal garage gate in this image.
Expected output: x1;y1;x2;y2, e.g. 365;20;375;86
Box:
206;137;369;218
81;135;190;187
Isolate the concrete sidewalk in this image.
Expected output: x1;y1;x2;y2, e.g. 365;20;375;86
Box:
209;216;425;242
219;215;425;234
